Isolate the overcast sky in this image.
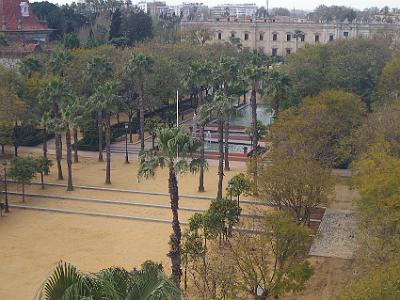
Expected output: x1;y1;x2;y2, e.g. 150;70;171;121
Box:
32;0;400;11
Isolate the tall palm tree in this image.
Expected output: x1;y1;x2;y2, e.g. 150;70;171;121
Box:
200;90;235;199
219;56;239;171
185;59;212;192
138;126;206;288
126;53;154;151
244;65;267;155
85;55;112;162
89;81;121;185
36;261;180;300
39;79;67;181
60;95;82;191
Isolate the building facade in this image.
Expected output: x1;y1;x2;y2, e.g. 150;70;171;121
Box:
0;0;52;43
182;17;400;56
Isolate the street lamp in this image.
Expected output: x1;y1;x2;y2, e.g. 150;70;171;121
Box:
124;123;129;164
2;161;9;213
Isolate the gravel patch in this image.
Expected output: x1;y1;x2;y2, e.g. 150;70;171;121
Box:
309;208;357;259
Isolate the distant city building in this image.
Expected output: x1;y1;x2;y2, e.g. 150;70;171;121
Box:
210;3;258;18
0;0;52;43
137;1;172;17
172;2;208;20
182;16;400;57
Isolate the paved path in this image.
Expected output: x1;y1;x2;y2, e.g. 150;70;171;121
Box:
309;208;357;259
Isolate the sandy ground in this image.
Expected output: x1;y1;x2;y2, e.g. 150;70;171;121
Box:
0;152;359;300
0;155;245;299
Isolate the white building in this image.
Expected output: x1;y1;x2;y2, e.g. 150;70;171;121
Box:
172;2;208;20
210;3;258;18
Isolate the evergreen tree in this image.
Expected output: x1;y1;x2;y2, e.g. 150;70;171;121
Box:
109;8;122;40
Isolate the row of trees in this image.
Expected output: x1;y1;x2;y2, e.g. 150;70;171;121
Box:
339;101;400;299
1;39;275;198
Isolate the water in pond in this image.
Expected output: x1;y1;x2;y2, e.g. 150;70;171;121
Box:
204;141;248;153
230;104;273;126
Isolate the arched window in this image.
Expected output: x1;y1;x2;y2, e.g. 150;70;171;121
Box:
272;32;278;41
244;32;250;41
217;31;222;40
259;32;264;41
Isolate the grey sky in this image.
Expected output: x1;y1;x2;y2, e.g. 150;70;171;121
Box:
32;0;400;11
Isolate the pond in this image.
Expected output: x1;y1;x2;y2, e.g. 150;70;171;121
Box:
204;141;249;153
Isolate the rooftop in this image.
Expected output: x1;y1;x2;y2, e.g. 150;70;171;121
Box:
0;0;49;32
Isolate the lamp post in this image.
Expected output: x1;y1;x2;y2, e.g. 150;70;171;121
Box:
124;123;129;164
2;161;9;213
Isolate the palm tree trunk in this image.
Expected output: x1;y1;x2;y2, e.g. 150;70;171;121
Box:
105;113;111;185
43;125;48;159
217;119;224;199
198;124;205;192
66;124;73;191
224;119;230;171
59;134;63;159
55;133;63;180
251;85;258;154
22;183;25;202
168;164;181;289
139;84;145;151
73;127;79;163
98;110;103;162
251;85;258;195
1;144;4;154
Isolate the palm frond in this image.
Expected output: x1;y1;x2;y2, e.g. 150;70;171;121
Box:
36;261;94;300
189;157;208;174
126;268;180;300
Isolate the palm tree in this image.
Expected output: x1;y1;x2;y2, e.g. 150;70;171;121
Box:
200;90;235;199
144;116;163;150
185;59;212;192
138;126;206;288
39;79;67;181
244;65;267;155
49;50;71;78
219;56;239;171
89;81;121;185
18;57;42;78
60;94;81;191
293;30;304;52
265;70;292;114
85;55;112;162
126;53;154;152
36;260;180;300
